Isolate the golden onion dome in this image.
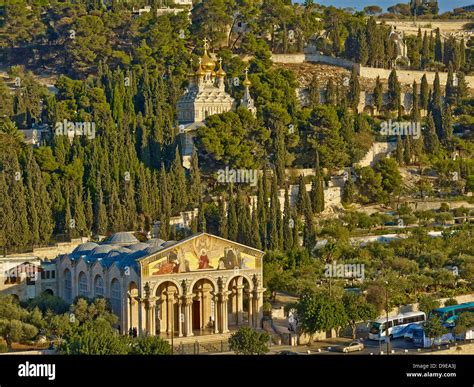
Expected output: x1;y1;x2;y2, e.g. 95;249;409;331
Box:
200;38;216;72
216;58;226;77
243;68;251;87
195;64;206;77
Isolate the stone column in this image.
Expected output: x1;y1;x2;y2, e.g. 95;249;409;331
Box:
178;299;183;337
247;292;254;328
184;295;194;337
165;290;176;335
220;291;229;334
213;295;219;334
236;285;244;326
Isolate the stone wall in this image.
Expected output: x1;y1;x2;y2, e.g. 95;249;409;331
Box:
356;141;397;168
358;66;474;88
272;52;474;89
272;53;355;69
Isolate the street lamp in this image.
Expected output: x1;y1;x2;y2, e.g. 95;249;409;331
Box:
384;281;390;355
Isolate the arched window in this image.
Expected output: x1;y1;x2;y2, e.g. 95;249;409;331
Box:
78;272;88;297
94;275;104;297
110;279;121;316
64;269;72;303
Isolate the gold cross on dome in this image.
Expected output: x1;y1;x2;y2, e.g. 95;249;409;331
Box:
203;38;209;50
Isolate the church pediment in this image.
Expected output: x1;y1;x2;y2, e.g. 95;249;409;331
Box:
138;233;263;278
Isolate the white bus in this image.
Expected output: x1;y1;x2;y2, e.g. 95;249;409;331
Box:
368;311;426;341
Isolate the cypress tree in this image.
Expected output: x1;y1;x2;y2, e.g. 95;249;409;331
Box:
218;195;228;238
257;176;267;249
189;147;202;207
411;81;420;121
342;171;355;205
308;75;320;109
170;147;187;213
283;187;293;251
420;74;430;111
348;67;360;111
404;136;412;165
268;171;282;251
423;113;440;155
250;203;261;250
388;69;401;115
396;135;404;165
445;64;456;106
227;191;238;241
434;28;443;63
373;76;383;114
311;153;324;214
325;79;337;105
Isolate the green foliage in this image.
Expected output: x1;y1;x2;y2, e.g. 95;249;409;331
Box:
296;291;347;338
131;335;172;355
61;319;129;355
228;327;270;355
418;294;440;315
423;315;448;347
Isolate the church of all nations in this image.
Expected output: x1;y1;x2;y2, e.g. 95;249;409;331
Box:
56;232;264;339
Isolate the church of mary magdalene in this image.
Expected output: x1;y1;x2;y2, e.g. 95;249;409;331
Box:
177;38;256;168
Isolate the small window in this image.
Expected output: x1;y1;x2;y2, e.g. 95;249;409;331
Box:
52;271;55;279
46;271;50;279
41;271;45;279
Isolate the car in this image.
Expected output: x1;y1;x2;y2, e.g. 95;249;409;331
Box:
336;341;364;353
276;350;299;355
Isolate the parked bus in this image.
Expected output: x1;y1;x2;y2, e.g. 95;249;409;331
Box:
429;302;474;327
368;311;426;341
412;325;455;348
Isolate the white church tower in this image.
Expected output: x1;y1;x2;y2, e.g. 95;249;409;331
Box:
240;67;256;117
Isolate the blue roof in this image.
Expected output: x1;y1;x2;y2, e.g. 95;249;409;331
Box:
66;233;167;272
433;302;474;313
